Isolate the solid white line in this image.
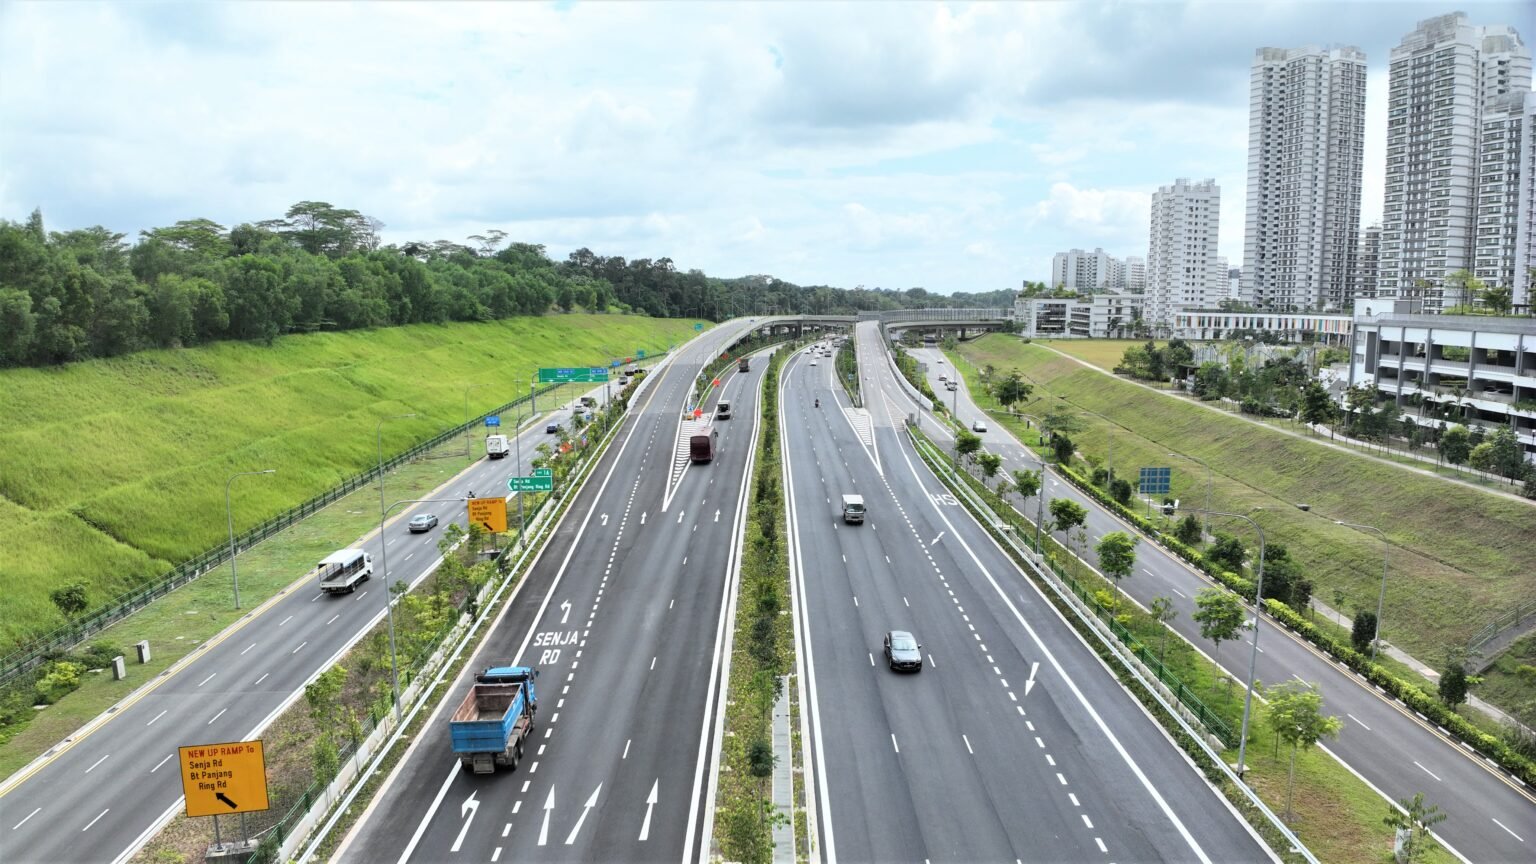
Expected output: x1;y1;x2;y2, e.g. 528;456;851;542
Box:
85;754;109;773
1413;761;1442;782
82;809;110;832
1347;713;1371;731
12;799;40;830
146;710;167;727
1486;817;1523;836
150;753;174;773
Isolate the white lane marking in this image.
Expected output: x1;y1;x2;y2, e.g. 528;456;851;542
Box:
624;739;631;759
253;672;269;686
1413;761;1442;782
853;595;859;607
1069;793;1080;807
326;614;340;625
564;784;601;845
650;657;657;670
81;809;110;831
279;615;293;626
904;596;910;607
890;734;900;753
240;643;256;656
869;653;875;666
1082;814;1094;829
207;708;227;725
537;788;554;846
150;753;174;773
11;799;40;830
1095;838;1108;853
1056;773;1068;786
1171;587;1187;598
929;531;945;546
85;754;109;773
146;710;167;727
1347;713;1371;731
962;735;973;754
198;673;216;687
1486;817;1523;836
291;640;308;655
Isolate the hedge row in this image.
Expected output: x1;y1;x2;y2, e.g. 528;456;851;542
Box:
1051;460;1536;788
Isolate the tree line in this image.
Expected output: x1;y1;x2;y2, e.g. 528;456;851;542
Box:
0;201;1015;368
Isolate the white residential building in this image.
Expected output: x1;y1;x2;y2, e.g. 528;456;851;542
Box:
1518;92;1536;311
1147;178;1222;332
1016;294;1145;339
1125;256;1147;294
1378;13;1531;312
1477;91;1532;302
1355;223;1382;300
1050;247;1127;291
1242;45;1368;313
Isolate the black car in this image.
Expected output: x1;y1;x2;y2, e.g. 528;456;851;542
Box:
883;630;923;672
546;422;561;434
408;513;439;533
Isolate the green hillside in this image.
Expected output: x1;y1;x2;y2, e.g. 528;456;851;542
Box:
956;335;1536;661
0;314;702;647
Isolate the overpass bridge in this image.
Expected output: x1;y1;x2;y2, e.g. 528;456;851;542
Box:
748;308;1014;341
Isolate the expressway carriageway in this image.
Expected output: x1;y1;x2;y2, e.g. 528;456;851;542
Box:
899;338;1536;863
334;325;765;863
784;332;1274;863
0;337;685;864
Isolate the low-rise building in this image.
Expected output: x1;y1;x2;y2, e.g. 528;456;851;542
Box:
1017;294;1144;338
1172;309;1353;343
1348;312;1536;461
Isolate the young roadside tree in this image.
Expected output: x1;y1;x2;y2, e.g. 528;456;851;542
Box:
1050;433;1076;464
1012;468;1041;503
1049;498;1088;536
1438;661;1469;709
1351;610;1377;655
954;430;982;461
1265;680;1343;821
1150;596;1177;660
1384;792;1448;864
1174;514;1203;546
977;452;1003;481
1108;477;1133;506
1298;381;1336;429
1095;531;1138;608
990;371;1032;410
1193;588;1246;693
1439;424;1471;467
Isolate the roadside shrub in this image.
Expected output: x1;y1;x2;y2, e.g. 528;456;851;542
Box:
75;641;125;671
35;660;86;704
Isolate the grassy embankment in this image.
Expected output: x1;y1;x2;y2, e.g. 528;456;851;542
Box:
956;335;1536;722
0;315;701;649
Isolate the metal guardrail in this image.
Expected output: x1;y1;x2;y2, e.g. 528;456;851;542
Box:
0;352;674;687
1468;597;1536;657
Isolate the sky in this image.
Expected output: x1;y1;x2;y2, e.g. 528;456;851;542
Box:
1;1;1531;294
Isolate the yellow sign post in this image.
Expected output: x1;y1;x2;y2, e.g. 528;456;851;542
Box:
468;497;508;533
178;740;270;817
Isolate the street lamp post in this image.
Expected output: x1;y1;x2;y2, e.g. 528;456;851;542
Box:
1335;520;1390;662
377;495;471;720
1181;507;1265;779
376;413;416;721
225;469;276;609
1168;452;1213;539
463;383;490;458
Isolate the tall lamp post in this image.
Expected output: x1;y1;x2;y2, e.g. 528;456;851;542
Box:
376;413;416;721
1181;507;1266;779
1334;520;1390;661
1168;452;1213;539
463;383;490;458
377;495;471;720
225;469;276;609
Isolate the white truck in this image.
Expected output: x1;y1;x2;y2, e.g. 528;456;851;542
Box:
841;494;865;524
317;549;373;594
486;434;511;459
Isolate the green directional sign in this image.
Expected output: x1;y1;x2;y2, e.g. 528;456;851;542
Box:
508;474;554;492
532;467;552;478
538;367;610;384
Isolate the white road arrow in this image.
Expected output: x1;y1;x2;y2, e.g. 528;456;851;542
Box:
641;512;648;525
714;509;721;523
560;600;572;624
1024;662;1039;696
451;791;479;852
538;787;554;846
565;783;602;845
638;779;659;841
601;513;609;526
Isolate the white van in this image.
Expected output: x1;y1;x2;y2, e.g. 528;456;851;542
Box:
841;494;865;525
716;400;733;420
318;549;373;595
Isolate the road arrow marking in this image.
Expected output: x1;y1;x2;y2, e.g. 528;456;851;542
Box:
638;779;658;841
601;513;609;526
714;509;721;522
451;791;479;852
641;512;647;525
677;510;685;523
565;783;601;845
560;600;572;625
538;788;554;846
930;531;945;546
1024;662;1039;696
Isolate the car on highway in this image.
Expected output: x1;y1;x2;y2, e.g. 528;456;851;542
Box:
946;381;958;391
971;420;988;433
408;513;439;533
546;422;561;434
883;630;923;672
809;358;818;366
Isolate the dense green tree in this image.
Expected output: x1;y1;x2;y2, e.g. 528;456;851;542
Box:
1095;531;1138;602
1192;588;1245;664
990;370;1033;409
1440;424;1472;466
1207;533;1247;573
1049;498;1087;535
1351;610;1377;655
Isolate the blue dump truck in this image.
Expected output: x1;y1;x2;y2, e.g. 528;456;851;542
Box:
449;665;538;774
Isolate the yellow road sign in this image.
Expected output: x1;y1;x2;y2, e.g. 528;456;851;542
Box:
468;496;508;533
179;739;270;817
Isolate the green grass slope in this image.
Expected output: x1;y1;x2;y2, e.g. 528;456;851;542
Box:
957;335;1536;661
0;315;702;648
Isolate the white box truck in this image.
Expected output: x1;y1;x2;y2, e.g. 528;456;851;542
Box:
486;434;510;459
841;494;865;524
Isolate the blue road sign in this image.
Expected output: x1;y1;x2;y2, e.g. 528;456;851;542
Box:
1138;466;1171;495
694;323;703;331
611;359;622;367
637;349;646;359
484;415;501;427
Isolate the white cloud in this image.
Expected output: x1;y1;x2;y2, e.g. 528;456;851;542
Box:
2;1;1529;291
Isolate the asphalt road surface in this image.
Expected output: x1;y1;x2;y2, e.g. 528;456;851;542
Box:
334;324;763;864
